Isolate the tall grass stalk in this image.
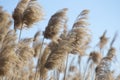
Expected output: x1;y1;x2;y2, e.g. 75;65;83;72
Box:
63;54;69;80
34;37;45;80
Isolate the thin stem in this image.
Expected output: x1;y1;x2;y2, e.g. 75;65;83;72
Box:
83;61;89;80
54;70;56;80
2;76;4;80
19;23;23;41
63;53;69;80
91;64;95;80
34;37;45;80
78;56;81;79
68;57;75;71
57;70;60;80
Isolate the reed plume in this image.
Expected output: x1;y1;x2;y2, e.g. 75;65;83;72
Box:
40;9;69;79
68;9;91;55
16;38;34;66
0;30;17;76
95;48;115;80
88;51;102;64
44;8;68;43
12;0;30;30
0;7;11;28
66;10;91;80
39;45;51;80
0;8;17;76
23;0;44;27
0;7;12;46
13;38;35;80
22;1;44;78
95;41;116;80
95;57;112;80
107;47;116;59
0;46;18;76
99;30;108;50
45;40;72;70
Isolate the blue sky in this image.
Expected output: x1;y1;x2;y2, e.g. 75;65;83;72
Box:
0;0;120;43
0;0;120;77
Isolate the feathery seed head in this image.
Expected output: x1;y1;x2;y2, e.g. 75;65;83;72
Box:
44;8;68;43
45;40;71;70
99;30;108;49
23;0;44;27
89;51;102;64
107;47;116;59
68;9;91;55
13;0;30;30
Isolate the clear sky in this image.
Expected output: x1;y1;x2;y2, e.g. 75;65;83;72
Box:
0;0;120;43
0;0;120;75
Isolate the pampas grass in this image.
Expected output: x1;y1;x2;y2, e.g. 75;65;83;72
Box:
0;1;120;80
